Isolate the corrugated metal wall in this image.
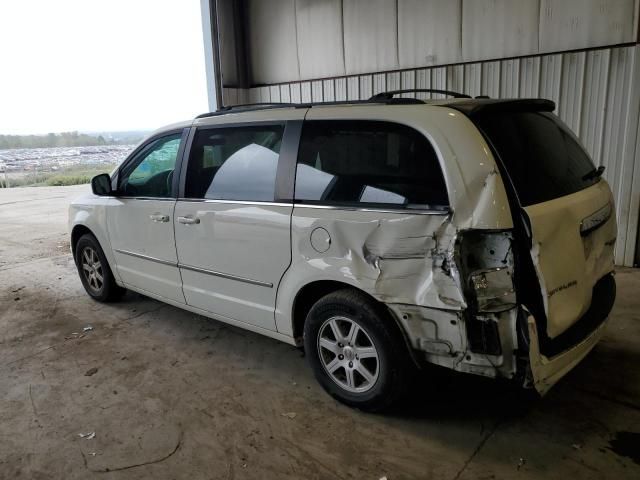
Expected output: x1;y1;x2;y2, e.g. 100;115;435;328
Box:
237;0;639;86
223;45;640;266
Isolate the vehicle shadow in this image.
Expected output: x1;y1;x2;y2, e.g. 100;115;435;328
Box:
388;365;536;422
116;291;635;426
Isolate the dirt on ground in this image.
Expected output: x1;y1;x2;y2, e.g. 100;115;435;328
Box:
1;186;639;479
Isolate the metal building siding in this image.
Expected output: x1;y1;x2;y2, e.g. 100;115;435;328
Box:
295;0;345;79
246;0;300;84
482;62;502;99
580;50;610;160
519;57;541;97
342;0;398;75
632;116;640;266
237;0;639;86
223;45;640;266
397;0;462;68
558;52;585;133
464;63;482;98
462;0;540;61
539;54;562;107
609;47;640;266
500;60;521;99
539;0;638;52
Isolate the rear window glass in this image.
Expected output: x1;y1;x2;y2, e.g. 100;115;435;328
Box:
294;120;448;210
475;112;599;206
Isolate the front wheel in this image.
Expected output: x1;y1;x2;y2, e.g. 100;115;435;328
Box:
75;233;125;302
303;289;412;412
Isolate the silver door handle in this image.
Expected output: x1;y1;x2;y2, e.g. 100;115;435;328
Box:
149;213;170;223
177;216;200;225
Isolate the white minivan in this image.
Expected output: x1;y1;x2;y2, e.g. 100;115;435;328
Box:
69;91;617;411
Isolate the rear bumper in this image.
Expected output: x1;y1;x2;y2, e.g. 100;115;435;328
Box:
527;273;615;394
387;274;614;391
527;313;609;395
539;273;616;357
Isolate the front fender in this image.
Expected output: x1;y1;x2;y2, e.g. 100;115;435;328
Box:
69;196;121;283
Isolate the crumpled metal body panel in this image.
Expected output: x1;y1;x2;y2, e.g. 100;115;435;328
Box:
279;209;463;315
387;303;520;380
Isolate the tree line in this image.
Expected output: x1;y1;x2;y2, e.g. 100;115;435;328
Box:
0;131;125;150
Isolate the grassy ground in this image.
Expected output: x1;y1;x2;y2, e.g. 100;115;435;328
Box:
0;164;117;188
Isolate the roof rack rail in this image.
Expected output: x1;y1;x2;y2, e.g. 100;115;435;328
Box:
195;103;301;119
370;89;472;100
194;96;427;119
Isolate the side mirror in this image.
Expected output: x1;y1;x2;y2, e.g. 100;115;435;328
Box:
91;173;113;196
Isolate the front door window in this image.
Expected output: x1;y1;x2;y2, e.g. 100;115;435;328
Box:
118;133;181;197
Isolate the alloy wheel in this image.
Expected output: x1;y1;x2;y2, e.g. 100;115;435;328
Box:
81;246;104;293
317;316;380;393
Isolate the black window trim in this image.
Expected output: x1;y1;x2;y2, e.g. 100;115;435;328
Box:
291;119;451;215
114;127;190;201
177;120;302;204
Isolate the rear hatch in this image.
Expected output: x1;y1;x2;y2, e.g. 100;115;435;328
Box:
467;102;616;353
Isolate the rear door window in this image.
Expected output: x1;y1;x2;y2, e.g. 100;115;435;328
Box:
294;120;449;210
475;112;599;206
185;125;284;202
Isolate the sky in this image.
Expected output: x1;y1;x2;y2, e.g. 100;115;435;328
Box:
0;0;209;135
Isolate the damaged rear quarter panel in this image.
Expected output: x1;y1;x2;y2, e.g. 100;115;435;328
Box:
286;209;463;309
274;106;514;339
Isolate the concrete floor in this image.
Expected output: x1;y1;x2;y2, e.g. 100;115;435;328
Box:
1;185;639;479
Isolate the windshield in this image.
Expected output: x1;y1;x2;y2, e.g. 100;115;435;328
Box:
475;111;599;206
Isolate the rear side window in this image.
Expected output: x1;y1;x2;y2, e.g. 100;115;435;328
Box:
185;125;284;201
294;121;448;209
475;112;599;206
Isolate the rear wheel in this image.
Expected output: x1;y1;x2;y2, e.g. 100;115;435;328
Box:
75;233;125;302
303;289;412;411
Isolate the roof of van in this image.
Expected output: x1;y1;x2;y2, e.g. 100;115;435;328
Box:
193;97;556;120
152;96;557;134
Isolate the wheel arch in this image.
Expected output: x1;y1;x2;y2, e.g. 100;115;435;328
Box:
70;223;121;284
291;280;412;355
71;224;94;258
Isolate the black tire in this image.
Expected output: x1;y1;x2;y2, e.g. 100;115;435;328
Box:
303;289;413;412
75;233;125;302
